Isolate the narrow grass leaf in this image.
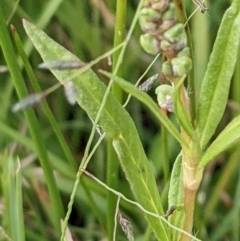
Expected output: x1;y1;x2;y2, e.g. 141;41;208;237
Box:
15;158;25;241
209;208;237;241
23;20;170;241
2;156;25;241
197;0;240;149
200;115;240;166
0;10;64;233
203;151;239;224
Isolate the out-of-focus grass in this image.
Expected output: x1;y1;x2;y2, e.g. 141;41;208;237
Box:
0;0;239;240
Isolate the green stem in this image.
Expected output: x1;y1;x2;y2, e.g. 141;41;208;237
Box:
112;0;127;101
168;2;200;237
172;0;196;123
203;150;239;226
107;0;127;240
180;134;202;241
0;3;64;236
180;189;197;241
106;143;119;240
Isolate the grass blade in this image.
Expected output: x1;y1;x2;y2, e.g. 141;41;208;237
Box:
1;155;25;241
15;159;25;241
0;6;64;235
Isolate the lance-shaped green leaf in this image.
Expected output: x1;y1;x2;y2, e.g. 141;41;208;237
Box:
99;70;188;149
23;20;170;241
168;153;185;241
197;0;240;149
200;115;240;167
174;76;194;138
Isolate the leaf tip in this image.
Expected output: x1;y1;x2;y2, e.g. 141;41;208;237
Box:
22;18;30;28
10;25;16;33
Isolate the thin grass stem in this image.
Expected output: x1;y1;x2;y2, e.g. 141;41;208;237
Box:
82;169;202;241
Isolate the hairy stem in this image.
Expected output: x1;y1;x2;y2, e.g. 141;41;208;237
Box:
181;131;202;241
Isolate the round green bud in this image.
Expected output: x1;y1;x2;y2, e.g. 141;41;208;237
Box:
162;3;176;20
160;39;171;49
155;84;174;112
162;60;173;76
140;33;159;55
140;8;161;22
163;23;186;44
139;16;158;32
177;47;190;57
151;0;169;12
171;56;192;77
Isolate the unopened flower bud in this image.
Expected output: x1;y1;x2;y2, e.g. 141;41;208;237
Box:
171;56;192;77
162;3;176;20
177;47;190;57
140;33;159;55
155;84;174;112
140;8;161;22
151;0;169;12
139;17;158;32
163;23;186;45
162;60;173;77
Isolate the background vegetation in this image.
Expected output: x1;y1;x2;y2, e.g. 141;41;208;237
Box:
0;0;239;241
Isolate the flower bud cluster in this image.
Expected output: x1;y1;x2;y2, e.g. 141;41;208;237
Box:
139;0;192;111
139;0;192;81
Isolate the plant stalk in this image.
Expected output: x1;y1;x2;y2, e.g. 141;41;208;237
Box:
180;130;202;241
107;0;127;240
178;82;202;240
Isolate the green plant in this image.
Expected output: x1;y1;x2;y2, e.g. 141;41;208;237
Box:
0;0;240;241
